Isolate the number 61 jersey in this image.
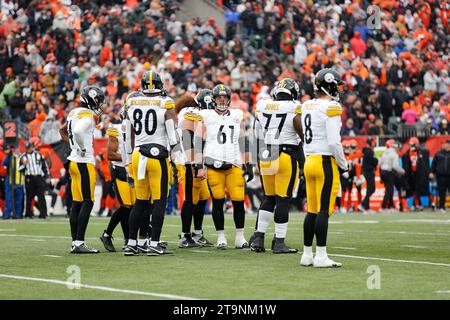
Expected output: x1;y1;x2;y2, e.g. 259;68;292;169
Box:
301;98;343;156
200;108;244;165
126;94;175;148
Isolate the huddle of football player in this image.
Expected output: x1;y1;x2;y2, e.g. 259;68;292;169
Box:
59;67;349;268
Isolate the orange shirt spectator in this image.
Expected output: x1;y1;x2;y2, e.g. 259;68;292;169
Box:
29;113;47;138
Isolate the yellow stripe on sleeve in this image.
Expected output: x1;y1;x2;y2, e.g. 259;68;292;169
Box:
295;105;302;114
165;98;175;109
77;112;94;119
106;127;119;137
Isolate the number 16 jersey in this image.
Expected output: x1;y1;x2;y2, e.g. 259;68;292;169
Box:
301;98;343;156
126;94;175;148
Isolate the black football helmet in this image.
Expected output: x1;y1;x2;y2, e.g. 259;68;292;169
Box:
273;78;300;101
141;70;164;94
314;68;344;101
80;86;106;115
195;89;214;109
212;84;231;112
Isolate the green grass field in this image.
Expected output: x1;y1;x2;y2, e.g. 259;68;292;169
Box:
0;211;449;300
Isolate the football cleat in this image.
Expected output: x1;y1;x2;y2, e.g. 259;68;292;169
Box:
313;256;342;268
123;245;139;256
100;232;116;252
248;232;256;247
71;243;99;254
216;242;228;250
250;232;265;253
137;242;152;254
300;254;314;266
159;240;168;249
192;232;214;247
235;240;249;249
178;234;200;248
272;238;298;254
147;243;174;256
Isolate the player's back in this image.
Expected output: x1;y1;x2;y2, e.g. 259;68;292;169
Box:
255;98;301;146
301;98;343;156
66;107;96;164
126;94;175;149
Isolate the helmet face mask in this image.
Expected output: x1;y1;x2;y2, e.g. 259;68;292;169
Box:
212;84;231;112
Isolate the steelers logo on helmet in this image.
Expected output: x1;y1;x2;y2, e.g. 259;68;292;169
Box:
213;161;222;169
150;147;160;156
261;149;270;159
88;89;98;99
204;95;212;104
324;72;335;83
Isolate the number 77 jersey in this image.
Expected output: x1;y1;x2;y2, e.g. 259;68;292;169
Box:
301;98;343;156
255;99;302;146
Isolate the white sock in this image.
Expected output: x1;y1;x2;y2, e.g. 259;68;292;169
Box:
103;232;109;237
193;230;202;236
217;230;226;242
316;246;327;258
256;210;272;233
274;222;288;238
74;240;84;246
180;232;186;238
303;245;313;256
127;239;137;246
150;241;159;247
138;239;147;246
235;228;245;241
72;241;75;247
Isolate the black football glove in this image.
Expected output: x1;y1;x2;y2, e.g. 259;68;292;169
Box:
243;163;254;182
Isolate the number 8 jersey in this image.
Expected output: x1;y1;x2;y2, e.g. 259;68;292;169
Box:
301;98;343;156
126;94;175;148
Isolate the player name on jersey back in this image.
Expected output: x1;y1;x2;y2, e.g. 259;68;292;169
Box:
301;98;343;156
255;99;301;146
126;95;175;149
66;107;96;165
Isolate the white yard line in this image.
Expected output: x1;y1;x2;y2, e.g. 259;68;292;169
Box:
27;239;46;242
0;274;200;300
435;290;450;294
0;229;16;231
391;219;450;224
41;255;62;258
329;254;450;267
332;247;356;250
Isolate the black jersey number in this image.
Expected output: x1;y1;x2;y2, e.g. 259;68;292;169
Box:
304;113;313;144
262;113;287;139
217;125;235;144
133;109;157;136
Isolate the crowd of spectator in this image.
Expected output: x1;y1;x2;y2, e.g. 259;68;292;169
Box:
0;0;449;145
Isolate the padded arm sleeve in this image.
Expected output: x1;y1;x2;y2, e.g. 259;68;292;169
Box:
326;115;348;170
125;119;133;164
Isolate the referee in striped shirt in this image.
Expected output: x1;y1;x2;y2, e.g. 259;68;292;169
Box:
21;139;50;219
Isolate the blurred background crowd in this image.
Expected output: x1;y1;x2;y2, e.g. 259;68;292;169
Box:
0;0;449;218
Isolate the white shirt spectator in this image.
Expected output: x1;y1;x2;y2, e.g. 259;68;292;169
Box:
294;37;307;65
423;70;440;92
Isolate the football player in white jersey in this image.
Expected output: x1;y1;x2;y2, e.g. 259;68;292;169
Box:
251;78;303;254
59;86;108;253
123;71;181;256
300;68;349;268
99;96;141;252
194;84;254;249
175;90;214;248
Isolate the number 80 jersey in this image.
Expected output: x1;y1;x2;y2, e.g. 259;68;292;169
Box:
301;98;343;156
126;94;175;148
